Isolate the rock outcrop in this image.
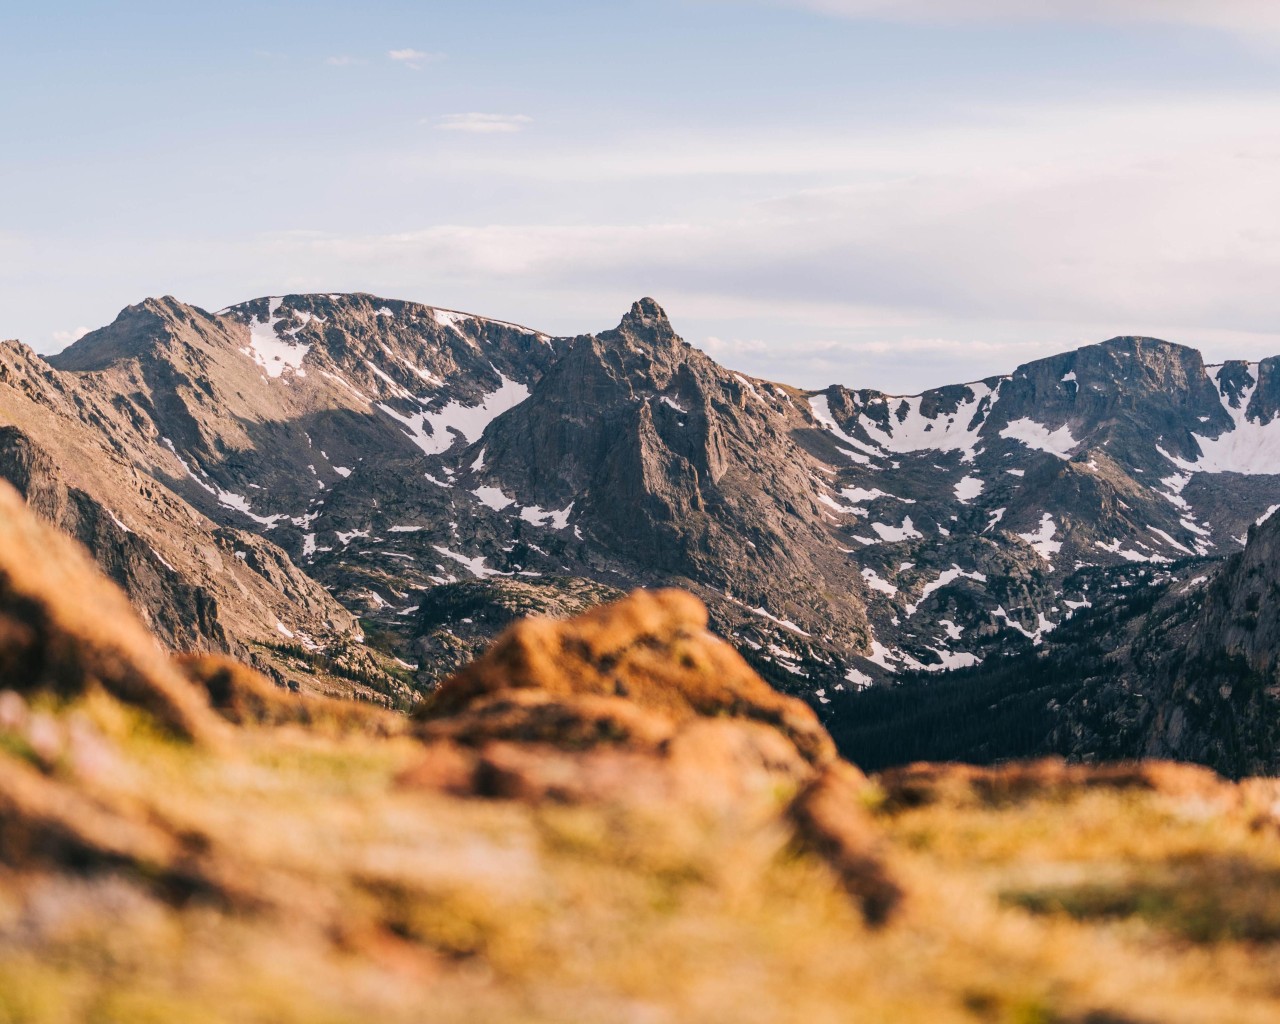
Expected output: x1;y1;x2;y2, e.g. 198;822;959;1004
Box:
1140;510;1280;774
418;587;836;765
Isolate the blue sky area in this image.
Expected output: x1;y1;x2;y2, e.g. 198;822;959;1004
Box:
3;0;1280;390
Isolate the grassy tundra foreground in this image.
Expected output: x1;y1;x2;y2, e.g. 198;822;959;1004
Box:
1;480;1279;1023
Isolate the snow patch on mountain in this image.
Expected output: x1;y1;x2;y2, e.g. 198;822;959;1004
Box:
1148;527;1193;555
1018;513;1062;564
844;667;874;690
993;605;1056;646
433;544;503;578
818;492;859;514
999;418;1078;460
841;486;913;504
520;502;574;529
861;384;994;464
1159;471;1192;510
861;568;897;597
808;393;877;465
473;486;514;511
907;565;987;616
750;606;811;637
954;475;984;503
161;437;281;527
1095;538;1168;563
922;648;981;671
432;309;471;331
244;298;310;379
377;373;530;456
1162;368;1280;475
870;517;922;543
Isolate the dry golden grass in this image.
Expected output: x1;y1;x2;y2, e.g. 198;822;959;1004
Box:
2;689;1279;1023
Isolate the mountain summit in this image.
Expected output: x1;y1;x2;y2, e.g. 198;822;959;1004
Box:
620;295;672;329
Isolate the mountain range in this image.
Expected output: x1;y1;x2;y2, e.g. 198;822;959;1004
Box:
3;292;1279;770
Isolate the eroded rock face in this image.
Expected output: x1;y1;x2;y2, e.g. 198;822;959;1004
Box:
1189;513;1280;681
1034;514;1280;777
0;328;363;694
0;426;232;654
1140;512;1280;774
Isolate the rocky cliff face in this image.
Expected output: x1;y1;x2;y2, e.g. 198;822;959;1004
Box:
1139;511;1280;774
0;318;372;697
0;425;230;653
477;299;870;656
1030;511;1280;778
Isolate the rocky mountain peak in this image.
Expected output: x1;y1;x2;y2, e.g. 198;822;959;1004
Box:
48;295;225;372
621;296;671;330
605;297;683;359
1096;334;1182;353
1018;335;1206;385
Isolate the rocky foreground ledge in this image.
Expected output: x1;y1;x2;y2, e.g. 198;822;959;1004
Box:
1;479;1279;1023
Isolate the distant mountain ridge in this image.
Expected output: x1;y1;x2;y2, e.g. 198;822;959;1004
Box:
5;292;1280;752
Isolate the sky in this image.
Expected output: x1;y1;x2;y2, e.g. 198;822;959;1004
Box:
2;0;1280;393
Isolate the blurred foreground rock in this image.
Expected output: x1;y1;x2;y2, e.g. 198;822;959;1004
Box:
0;480;220;743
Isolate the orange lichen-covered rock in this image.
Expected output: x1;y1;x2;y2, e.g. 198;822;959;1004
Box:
416;688;678;753
401;588;896;922
416;588;835;765
177;653;400;736
402;713;812;817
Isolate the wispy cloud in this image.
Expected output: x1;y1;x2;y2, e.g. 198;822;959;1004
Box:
436;112;533;134
769;1;1280;35
326;55;362;67
388;48;443;70
51;326;91;345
